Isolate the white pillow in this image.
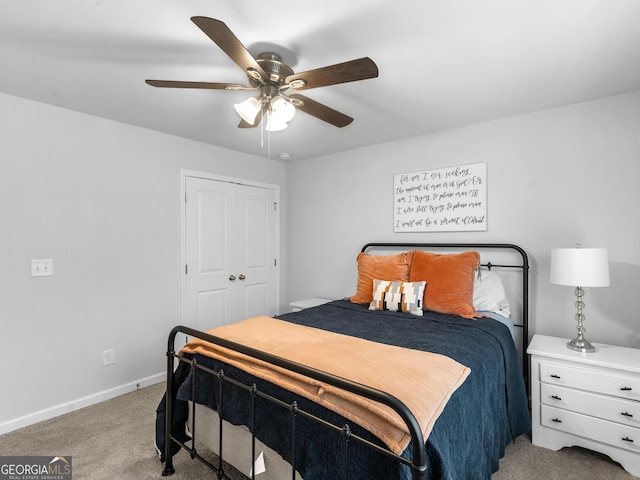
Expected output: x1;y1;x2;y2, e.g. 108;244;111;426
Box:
473;269;511;318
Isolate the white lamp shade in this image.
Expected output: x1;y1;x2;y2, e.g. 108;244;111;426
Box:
550;248;610;287
270;96;296;123
234;97;262;125
265;115;288;132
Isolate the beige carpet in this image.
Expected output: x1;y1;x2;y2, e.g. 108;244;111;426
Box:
0;382;635;479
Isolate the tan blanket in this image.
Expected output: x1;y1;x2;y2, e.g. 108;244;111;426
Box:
180;316;470;454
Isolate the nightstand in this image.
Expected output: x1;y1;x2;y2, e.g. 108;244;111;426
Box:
528;334;640;477
289;298;331;312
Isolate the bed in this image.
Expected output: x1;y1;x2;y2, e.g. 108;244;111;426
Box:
156;243;531;480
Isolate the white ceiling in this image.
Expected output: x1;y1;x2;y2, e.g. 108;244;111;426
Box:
2;0;640;161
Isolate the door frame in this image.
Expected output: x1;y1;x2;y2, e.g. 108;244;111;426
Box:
180;169;281;326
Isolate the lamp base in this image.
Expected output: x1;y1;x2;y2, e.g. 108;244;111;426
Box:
567;337;595;353
565;286;596;353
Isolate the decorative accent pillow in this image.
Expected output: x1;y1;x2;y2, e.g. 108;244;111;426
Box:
473;269;511;318
349;251;413;304
409;250;481;319
369;280;426;316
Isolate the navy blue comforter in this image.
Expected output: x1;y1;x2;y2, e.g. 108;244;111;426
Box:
160;300;530;480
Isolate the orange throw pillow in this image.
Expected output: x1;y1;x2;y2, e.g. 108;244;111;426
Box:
409;250;481;319
349;252;413;304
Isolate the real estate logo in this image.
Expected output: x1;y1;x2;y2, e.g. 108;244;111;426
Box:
0;456;72;480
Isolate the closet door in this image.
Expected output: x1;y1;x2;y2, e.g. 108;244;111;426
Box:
184;176;277;333
236;184;277;320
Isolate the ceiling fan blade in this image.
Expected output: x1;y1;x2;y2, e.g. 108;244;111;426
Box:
191;17;268;82
285;57;378;91
145;79;251;90
289;94;353;127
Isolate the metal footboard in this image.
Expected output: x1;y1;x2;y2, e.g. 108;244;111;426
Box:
161;325;428;480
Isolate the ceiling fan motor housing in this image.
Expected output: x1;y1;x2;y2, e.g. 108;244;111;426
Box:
253;52;294;86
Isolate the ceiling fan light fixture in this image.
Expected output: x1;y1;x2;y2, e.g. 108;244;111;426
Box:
265;111;289;132
270;95;296;123
234;96;263;125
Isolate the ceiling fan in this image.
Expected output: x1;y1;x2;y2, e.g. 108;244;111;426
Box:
145;17;379;131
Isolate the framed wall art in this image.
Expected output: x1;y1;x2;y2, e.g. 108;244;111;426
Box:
394;162;487;232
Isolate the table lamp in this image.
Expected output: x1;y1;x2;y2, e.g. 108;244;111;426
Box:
550;247;610;352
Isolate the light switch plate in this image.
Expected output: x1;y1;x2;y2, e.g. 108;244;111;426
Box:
31;259;53;277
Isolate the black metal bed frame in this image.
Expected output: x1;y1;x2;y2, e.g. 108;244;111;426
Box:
161;243;529;480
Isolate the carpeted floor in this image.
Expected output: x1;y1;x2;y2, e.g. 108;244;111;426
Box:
0;382;635;479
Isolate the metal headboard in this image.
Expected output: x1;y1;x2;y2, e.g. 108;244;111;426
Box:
360;243;530;386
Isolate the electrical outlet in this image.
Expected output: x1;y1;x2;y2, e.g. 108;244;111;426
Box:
102;349;115;366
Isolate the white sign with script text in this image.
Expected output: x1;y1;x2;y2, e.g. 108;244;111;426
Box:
394;162;487;232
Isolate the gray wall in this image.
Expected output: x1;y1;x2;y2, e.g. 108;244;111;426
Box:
287;90;640;349
0;93;287;430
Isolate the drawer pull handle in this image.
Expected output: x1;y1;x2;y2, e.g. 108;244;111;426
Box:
551;418;562;423
550;374;561;379
551;395;562;401
622;412;634;418
620;387;633;391
622;437;634;443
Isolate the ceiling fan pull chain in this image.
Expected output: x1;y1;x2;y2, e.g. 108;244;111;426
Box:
260;104;265;148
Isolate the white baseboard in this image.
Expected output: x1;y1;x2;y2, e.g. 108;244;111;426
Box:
0;372;165;436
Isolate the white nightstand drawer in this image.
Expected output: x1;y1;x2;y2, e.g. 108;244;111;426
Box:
541;383;640;428
541;405;640;454
540;362;640;401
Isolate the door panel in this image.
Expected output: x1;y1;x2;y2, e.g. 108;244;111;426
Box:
242;283;269;320
186;177;236;331
197;190;228;274
244;197;268;269
236;185;276;319
197;289;227;331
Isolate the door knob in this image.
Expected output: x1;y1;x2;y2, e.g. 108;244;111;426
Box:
229;275;236;281
239;274;246;280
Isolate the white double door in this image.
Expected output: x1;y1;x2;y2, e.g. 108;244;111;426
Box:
183;175;278;333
